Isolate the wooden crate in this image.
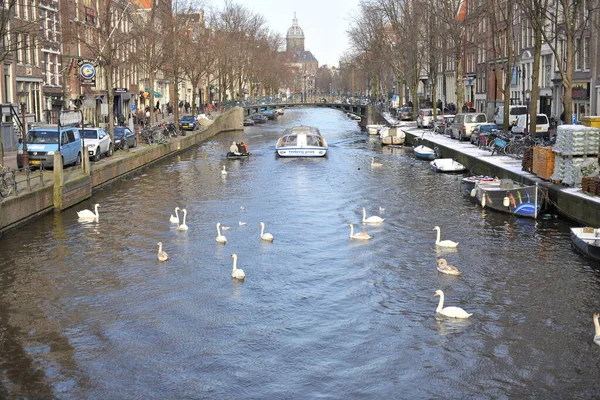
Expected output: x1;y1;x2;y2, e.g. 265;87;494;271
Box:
533;146;555;180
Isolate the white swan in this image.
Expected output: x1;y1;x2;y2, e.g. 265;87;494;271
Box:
157;242;169;262
77;203;100;220
221;165;228;175
230;254;245;280
379;207;385;213
259;222;274;242
434;290;472;318
362;207;385;224
239;221;247;226
436;258;461;276
177;208;189;231
216;222;227;244
169;207;180;224
433;226;458;247
594;313;600;346
221;226;231;231
371;157;383;167
349;223;371;240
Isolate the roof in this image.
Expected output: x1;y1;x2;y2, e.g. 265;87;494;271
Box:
286;13;304;38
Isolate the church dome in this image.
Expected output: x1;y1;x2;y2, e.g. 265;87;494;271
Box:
286;13;304;38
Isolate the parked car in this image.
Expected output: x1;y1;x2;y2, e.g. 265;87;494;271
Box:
450;112;488;141
470;123;499;146
17;125;83;169
512;114;550;136
179;115;199;131
417;108;442;128
494;105;527;129
80;127;113;162
398;107;413;121
114;127;137;150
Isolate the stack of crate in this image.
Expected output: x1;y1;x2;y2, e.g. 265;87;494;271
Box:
532;146;555;180
551;125;600;186
582;176;600;195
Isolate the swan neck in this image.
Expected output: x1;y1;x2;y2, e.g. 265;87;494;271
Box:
436;292;444;312
435;228;441;243
217;224;221;235
594;315;600;336
95;204;99;217
349;224;354;237
260;224;264;236
158;243;162;252
362;208;366;221
232;257;237;271
182;210;187;224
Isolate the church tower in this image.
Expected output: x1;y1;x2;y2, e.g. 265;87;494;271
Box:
286;13;305;53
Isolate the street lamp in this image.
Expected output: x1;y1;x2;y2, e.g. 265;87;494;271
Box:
303;73;307;103
17;91;29;168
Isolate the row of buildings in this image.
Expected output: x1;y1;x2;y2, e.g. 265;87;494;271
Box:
407;2;600;122
0;0;206;134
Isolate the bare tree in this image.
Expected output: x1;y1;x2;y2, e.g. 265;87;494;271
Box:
0;1;40;66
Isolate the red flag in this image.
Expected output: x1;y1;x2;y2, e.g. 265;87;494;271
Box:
456;0;467;22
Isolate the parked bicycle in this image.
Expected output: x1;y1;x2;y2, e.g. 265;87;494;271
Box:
0;165;15;198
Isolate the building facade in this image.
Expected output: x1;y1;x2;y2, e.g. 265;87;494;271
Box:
284;13;318;102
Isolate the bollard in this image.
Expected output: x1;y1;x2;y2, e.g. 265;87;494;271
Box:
53;152;63;210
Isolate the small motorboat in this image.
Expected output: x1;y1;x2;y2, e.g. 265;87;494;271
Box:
472;179;545;218
243;118;255;126
227;152;251;159
461;175;499;195
275;126;328;157
571;227;600;261
380;126;406;145
414;145;437;160
366;124;385;136
430;158;467;173
251;114;268;123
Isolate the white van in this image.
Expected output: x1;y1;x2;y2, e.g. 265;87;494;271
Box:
494;105;528;129
512;114;550;136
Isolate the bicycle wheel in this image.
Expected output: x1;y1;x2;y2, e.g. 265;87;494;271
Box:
0;175;14;198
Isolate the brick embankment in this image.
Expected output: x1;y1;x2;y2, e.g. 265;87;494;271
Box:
0;108;243;235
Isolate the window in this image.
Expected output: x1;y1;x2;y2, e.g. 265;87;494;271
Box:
584;37;590;70
84;7;96;25
576;38;583;70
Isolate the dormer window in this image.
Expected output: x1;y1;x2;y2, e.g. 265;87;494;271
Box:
84;7;96;24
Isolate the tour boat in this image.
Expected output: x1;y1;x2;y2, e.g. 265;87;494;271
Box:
275;126;328;157
472;179;544;218
414;145;437;160
430;158;466;173
570;227;600;261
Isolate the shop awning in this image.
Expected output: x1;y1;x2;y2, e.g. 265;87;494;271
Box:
151;90;162;98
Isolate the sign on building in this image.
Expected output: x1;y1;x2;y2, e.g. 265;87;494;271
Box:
78;59;97;86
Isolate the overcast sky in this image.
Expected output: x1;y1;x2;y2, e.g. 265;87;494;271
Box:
221;0;362;67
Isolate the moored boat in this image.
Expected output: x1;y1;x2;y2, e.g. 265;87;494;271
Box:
461;175;499;195
380;127;406;145
473;179;545;218
430;158;467;173
570;227;600;261
243;118;255;126
275;126;328;157
366;124;385;135
414;145;437;160
251;114;268;123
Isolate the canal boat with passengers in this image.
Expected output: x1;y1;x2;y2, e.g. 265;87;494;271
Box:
275;126;328;157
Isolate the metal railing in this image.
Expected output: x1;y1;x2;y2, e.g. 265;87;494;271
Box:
0;165;45;200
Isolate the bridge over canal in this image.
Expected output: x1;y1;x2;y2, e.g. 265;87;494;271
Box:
242;102;384;128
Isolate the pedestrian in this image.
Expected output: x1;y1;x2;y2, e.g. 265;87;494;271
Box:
145;109;151;125
240;141;249;153
237;141;245;153
560;111;565;125
229;141;238;153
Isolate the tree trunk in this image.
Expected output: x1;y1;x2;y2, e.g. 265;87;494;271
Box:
562;33;575;123
191;83;197;116
502;5;514;132
106;66;115;142
530;26;543;135
456;54;464;111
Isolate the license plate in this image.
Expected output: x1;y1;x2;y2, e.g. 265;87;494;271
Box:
182;125;188;128
536;127;542;131
30;160;41;165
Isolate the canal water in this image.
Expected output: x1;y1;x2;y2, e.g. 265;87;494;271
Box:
1;108;600;399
